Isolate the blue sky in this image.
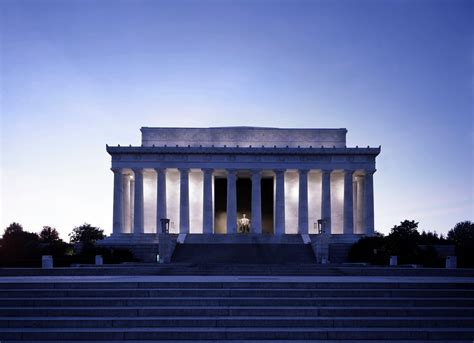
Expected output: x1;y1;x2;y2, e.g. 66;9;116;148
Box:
1;0;473;240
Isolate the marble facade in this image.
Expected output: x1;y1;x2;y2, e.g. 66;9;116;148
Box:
106;127;380;240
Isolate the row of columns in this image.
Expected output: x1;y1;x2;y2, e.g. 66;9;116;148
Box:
112;168;375;236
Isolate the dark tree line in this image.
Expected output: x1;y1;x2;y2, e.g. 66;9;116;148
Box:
349;220;474;267
0;223;134;267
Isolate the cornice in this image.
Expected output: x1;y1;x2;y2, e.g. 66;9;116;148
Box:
106;145;381;156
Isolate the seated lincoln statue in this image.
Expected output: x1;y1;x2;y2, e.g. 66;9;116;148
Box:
238;214;250;233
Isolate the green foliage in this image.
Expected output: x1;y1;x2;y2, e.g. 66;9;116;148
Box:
447;221;474;267
419;230;447;245
447;221;474;245
348;236;389;265
0;223;41;266
78;244;138;264
388;220;420;240
2;222;24;238
0;222;136;267
349;220;455;267
69;223;105;244
39;226;60;243
386;220;422;264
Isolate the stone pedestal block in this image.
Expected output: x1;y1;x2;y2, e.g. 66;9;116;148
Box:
390;256;398;266
42;255;53;269
95;255;103;265
445;256;457;269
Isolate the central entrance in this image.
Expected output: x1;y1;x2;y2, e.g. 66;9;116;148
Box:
213;174;274;234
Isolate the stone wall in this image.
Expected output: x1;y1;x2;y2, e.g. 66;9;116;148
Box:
141;127;347;148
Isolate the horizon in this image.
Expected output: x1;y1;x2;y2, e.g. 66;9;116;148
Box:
2;0;473;240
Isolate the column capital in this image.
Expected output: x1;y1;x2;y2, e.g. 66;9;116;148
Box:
274;169;286;175
364;169;376;176
321;169;332;175
226;169;237;176
178;168;190;173
343;168;356;174
111;168;123;174
131;168;143;175
154;167;166;173
202;168;214;175
251;169;262;175
298;169;310;175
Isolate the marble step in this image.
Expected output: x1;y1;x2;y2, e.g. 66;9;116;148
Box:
1;316;473;329
1;326;474;341
1;281;472;289
1;288;471;298
2;306;471;317
2;297;473;307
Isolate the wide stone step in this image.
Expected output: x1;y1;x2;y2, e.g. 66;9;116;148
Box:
2;296;473;307
2;306;472;317
1;288;471;298
1;281;472;290
1;327;474;341
1;316;473;329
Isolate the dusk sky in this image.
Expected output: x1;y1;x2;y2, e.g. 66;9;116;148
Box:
1;0;473;240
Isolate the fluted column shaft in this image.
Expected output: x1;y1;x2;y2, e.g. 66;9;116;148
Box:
356;176;365;233
132;168;144;235
179;168;190;233
274;170;286;235
112;168;124;235
298;169;309;234
321;169;332;234
202;169;214;234
226;170;237;234
343;169;355;235
122;174;131;233
155;168;167;233
251;170;262;234
364;169;375;236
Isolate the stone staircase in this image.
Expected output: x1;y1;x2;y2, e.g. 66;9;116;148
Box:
172;243;317;264
0;278;473;341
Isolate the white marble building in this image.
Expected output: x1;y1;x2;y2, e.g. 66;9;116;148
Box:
105;127;380;244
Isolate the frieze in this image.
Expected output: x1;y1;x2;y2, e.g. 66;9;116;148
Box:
116;153;370;163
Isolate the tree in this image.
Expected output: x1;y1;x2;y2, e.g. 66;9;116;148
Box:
69;223;105;244
39;226;60;243
2;222;24;238
447;221;474;246
389;220;420;241
386;220;422;264
0;222;40;265
419;230;447;245
447;221;474;267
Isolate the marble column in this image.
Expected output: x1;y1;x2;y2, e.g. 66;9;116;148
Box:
132;168;144;235
226;169;237;234
202;168;214;234
321;169;332;234
179;168;190;233
356;176;365;234
298;169;309;234
251;170;262;234
122;174;131;233
364;169;375;236
155;168;167;233
112;168;124;235
274;170;286;235
343;169;355;235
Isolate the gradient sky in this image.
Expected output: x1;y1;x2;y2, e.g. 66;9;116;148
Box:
1;0;473;240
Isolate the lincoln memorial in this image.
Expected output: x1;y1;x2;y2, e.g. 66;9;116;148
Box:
104;127;380;254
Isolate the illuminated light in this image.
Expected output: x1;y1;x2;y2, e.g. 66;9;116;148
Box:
166;170;180;233
308;171;322;234
284;171;299;234
330;172;344;234
189;170;204;233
